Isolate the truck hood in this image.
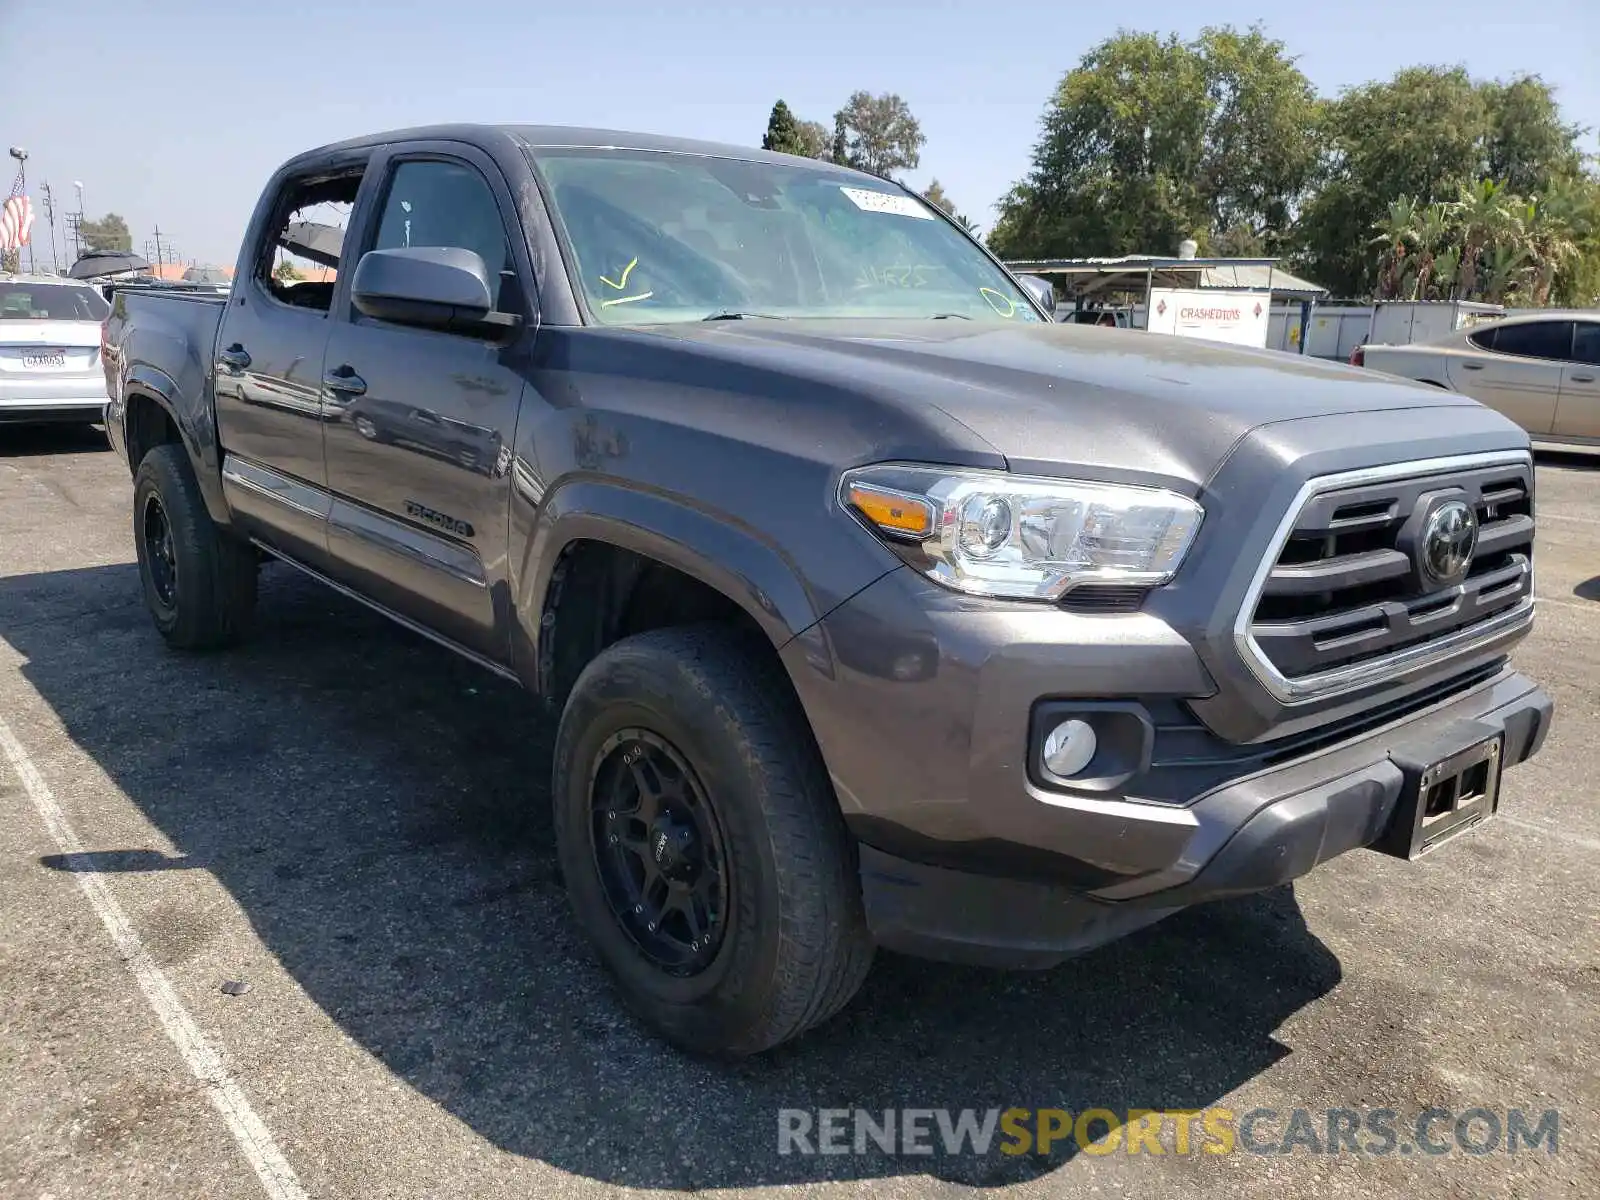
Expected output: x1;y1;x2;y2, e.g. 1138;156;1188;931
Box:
639;319;1491;490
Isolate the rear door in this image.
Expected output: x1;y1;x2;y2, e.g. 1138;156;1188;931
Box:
213;153;375;567
1554;319;1600;442
1446;321;1568;435
319;142;533;663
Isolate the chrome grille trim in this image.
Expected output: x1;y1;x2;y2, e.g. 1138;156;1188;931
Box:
1234;450;1536;705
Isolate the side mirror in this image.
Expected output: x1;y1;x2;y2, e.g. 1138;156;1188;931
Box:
351;246;519;336
1015;273;1057;317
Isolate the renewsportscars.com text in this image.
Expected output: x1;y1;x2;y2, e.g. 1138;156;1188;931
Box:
777;1107;1560;1158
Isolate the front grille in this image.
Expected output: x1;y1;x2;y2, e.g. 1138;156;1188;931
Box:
1245;457;1534;685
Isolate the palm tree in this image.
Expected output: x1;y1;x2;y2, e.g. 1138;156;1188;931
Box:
1433;247;1463;300
1369;195;1419;300
1517;196;1579;306
1407;203;1454;300
1482;243;1531;304
1450;179;1515;300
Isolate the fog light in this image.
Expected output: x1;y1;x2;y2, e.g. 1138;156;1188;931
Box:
1042;718;1097;777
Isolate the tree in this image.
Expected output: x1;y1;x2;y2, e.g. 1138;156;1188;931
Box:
1295;67;1487;296
0;248;17;273
1369;195;1420;300
762;101;806;156
1541;174;1600;305
830;91;925;179
272;260;303;283
920;179;977;232
78;213;133;253
796;119;831;160
1481;75;1586;196
1451;178;1517;299
1294;68;1590;297
762;100;833;160
988;26;1319;261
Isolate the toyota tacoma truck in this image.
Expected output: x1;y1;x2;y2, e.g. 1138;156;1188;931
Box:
101;124;1553;1056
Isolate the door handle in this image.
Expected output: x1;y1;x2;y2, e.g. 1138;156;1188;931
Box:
217;344;251;370
1459;361;1484;370
1570;373;1596;383
322;366;367;398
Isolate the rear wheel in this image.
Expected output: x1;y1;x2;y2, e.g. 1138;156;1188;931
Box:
552;623;873;1056
133;444;258;650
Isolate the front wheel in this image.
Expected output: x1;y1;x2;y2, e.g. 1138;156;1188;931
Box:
133;443;258;650
552;623;873;1056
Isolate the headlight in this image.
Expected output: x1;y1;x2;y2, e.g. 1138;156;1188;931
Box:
841;465;1203;600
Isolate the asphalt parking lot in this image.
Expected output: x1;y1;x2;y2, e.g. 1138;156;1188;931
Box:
1;424;1596;1199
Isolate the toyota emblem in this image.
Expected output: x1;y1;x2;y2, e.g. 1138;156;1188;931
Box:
1419;499;1478;585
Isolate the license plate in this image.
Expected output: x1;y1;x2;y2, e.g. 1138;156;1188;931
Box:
21;351;67;369
1376;735;1503;860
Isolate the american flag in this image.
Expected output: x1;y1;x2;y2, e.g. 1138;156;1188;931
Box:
0;194;34;253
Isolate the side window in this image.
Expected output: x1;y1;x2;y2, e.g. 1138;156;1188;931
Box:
259;170;364;312
1491;321;1574;362
1468;328;1496;352
370;160;518;313
1572;322;1600;366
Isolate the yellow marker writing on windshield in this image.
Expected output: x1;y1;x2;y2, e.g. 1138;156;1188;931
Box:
600;257;639;290
600;291;654;308
979;287;1017;318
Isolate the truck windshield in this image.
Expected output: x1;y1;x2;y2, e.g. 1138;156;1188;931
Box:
529;147;1043;326
0;282;110;322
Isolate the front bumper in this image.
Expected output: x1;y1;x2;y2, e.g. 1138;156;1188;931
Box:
780;561;1551;969
857;668;1550;967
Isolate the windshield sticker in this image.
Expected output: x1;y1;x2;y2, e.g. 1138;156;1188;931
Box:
839;187;936;220
979;287;1018;318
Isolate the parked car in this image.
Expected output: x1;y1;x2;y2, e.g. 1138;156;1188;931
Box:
102;124;1552;1055
0;273;112;426
1353;310;1600;452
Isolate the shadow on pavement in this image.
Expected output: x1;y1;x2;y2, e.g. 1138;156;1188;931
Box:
5;562;1342;1188
0;423;110;458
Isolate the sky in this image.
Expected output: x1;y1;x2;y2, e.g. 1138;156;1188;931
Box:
4;0;1597;272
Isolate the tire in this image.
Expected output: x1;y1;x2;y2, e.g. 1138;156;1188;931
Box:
132;443;258;650
552;623;874;1056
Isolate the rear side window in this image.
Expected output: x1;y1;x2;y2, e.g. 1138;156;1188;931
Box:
1468;328;1496;351
259;169;365;313
0;282;109;321
1490;320;1574;362
1572;322;1600;366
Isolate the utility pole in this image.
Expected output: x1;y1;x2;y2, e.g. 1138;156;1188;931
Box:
72;181;85;260
153;224;164;273
40;181;60;274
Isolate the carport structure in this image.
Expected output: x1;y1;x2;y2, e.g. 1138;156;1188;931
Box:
1004;255;1330;351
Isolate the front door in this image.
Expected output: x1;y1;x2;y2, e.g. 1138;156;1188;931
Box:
320;147;532;663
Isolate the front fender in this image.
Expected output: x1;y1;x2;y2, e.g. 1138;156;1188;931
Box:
519;477;838;656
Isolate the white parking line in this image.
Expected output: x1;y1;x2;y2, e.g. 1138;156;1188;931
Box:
0;716;310;1200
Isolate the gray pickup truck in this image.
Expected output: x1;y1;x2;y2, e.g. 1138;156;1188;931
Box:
102;124;1552;1056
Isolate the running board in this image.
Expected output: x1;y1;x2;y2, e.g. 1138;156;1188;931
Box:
250;540;522;686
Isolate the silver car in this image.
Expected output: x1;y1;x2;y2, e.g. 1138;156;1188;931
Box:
0;273;112;427
1355;310;1600;453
